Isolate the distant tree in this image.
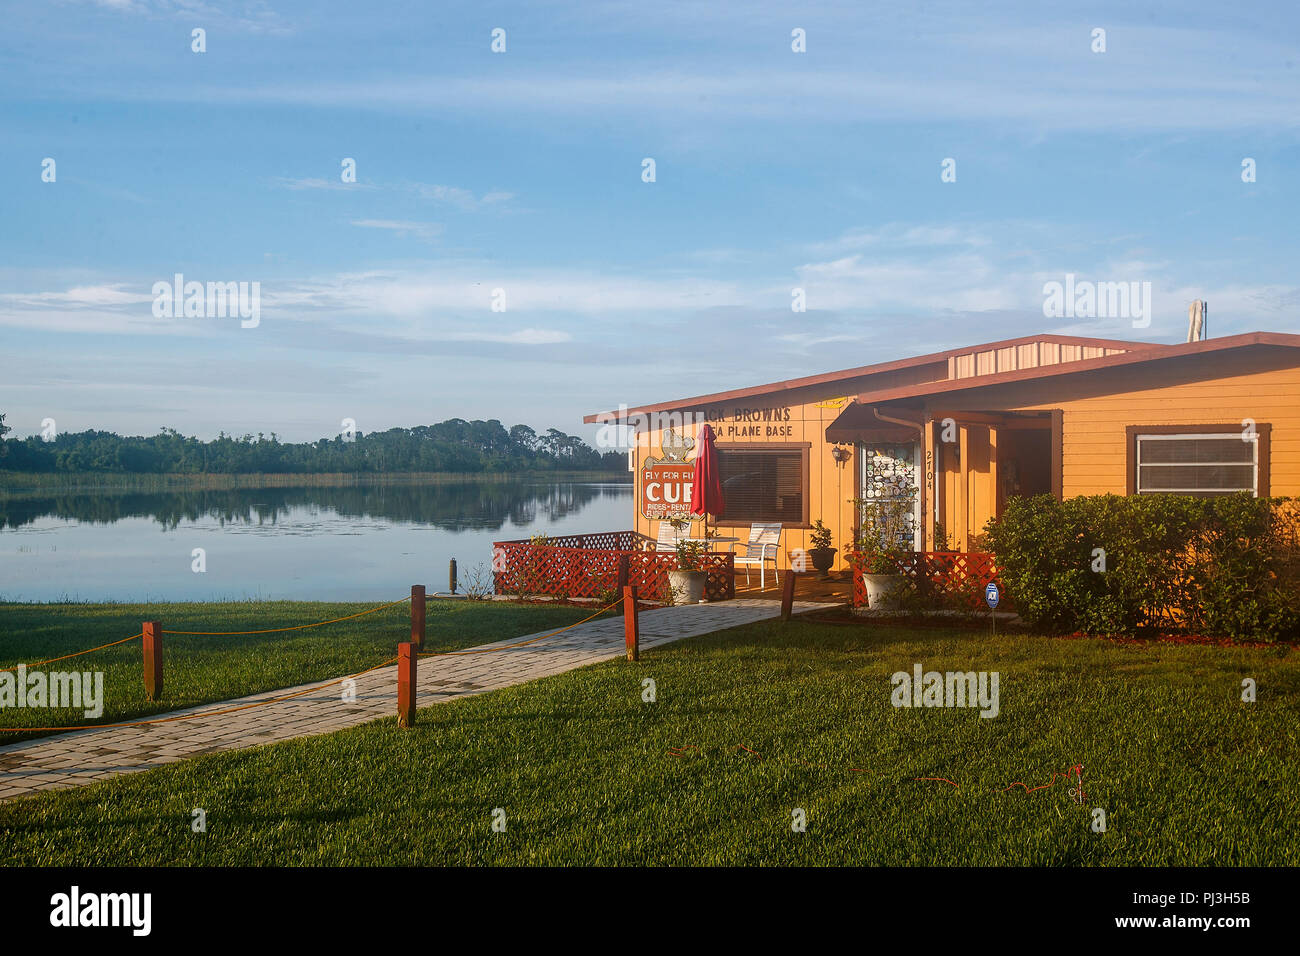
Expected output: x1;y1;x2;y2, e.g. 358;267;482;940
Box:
509;424;538;453
0;415;623;476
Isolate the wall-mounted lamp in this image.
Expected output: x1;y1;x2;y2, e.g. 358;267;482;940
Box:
831;446;852;466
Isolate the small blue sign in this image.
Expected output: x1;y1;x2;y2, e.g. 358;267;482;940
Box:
984;582;1000;609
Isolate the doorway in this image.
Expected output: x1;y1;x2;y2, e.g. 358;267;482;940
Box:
858;441;922;551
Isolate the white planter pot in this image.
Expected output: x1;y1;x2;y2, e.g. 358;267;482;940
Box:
667;570;707;604
862;572;905;610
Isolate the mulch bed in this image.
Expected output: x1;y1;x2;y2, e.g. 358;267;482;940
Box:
799;608;1015;631
799;606;1297;648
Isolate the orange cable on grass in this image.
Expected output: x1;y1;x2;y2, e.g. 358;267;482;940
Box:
0;632;142;673
999;763;1086;801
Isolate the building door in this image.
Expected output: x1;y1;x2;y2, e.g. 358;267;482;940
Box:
858;441;922;551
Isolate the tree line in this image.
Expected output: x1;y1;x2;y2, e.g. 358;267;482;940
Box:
0;480;624;531
0;414;623;475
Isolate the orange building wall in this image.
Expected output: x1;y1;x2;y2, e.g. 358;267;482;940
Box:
632;396;857;571
628;345;1300;565
1004;349;1300;497
923;348;1300;522
628;360;958;567
936;425;999;551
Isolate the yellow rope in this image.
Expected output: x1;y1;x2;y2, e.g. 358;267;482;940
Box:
161;594;412;635
1;595;626;734
0;633;142;673
0;655;401;733
418;596;624;658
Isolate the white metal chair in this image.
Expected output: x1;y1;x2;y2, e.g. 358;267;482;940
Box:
731;522;782;589
654;522;687;552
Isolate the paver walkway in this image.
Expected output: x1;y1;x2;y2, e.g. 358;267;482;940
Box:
0;598;831;802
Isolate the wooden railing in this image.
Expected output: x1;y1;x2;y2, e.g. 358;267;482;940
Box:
492;532;736;603
501;531;649;552
847;551;1007;610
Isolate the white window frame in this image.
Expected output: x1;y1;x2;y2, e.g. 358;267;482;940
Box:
1135;432;1259;496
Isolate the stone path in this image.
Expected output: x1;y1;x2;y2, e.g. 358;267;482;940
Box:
0;599;831;802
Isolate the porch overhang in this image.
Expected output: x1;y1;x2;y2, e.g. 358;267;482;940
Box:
824;401;922;444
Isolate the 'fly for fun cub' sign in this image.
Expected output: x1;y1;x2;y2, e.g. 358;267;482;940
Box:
641;427;695;520
642;462;692;519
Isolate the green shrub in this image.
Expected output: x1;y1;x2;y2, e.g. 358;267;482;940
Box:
985;494;1300;641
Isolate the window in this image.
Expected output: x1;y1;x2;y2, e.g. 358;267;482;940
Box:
715;444;809;525
1128;425;1270;497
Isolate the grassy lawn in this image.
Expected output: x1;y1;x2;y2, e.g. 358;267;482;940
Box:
2;615;1298;866
0;599;609;745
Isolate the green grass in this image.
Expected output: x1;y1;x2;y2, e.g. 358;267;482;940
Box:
0;599;609;744
2;616;1298;866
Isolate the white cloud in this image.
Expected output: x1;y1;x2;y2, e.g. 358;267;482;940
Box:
277;177;376;192
413;184;514;210
276;178;512;211
134;54;1300;132
444;328;571;345
350;219;441;242
257;268;750;319
78;0;290;34
807;224;1000;255
3;237;1297;349
1;284;153;307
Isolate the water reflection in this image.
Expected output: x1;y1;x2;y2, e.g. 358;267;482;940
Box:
0;479;632;602
0;480;628;533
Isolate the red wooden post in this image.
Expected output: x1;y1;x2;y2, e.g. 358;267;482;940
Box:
397;641;417;728
410;585;426;649
616;553;629;593
142;621;162;700
725;553;736;599
780;572;797;622
623;585;639;661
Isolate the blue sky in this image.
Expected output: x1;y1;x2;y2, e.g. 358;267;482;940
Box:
2;0;1297;444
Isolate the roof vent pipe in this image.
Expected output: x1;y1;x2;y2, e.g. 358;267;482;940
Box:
1187;300;1208;342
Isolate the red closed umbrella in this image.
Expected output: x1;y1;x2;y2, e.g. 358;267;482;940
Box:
690;423;725;530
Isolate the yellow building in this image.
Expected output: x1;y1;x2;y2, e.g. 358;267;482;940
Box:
585;331;1300;569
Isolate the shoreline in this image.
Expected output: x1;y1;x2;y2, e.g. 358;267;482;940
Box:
0;594;659;609
0;469;631;496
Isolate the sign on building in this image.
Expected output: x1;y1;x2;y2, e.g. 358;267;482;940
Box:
641;427;695;520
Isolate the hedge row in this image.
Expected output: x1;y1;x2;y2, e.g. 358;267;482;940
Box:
984;494;1300;641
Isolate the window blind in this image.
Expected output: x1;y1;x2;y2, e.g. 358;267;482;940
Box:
715;449;805;523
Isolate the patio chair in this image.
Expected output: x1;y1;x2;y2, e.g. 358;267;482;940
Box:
653;522;688;552
730;522;782;589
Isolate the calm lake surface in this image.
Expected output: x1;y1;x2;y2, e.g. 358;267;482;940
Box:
0;478;632;603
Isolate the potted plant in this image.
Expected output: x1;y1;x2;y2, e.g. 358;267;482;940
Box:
807;519;838;578
851;486;917;610
668;535;709;604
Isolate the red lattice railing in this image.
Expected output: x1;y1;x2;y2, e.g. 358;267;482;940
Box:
847;551;1007;611
492;532;736;602
506;531;647;552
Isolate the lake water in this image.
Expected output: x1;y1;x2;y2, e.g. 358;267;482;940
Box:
0;479;633;603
